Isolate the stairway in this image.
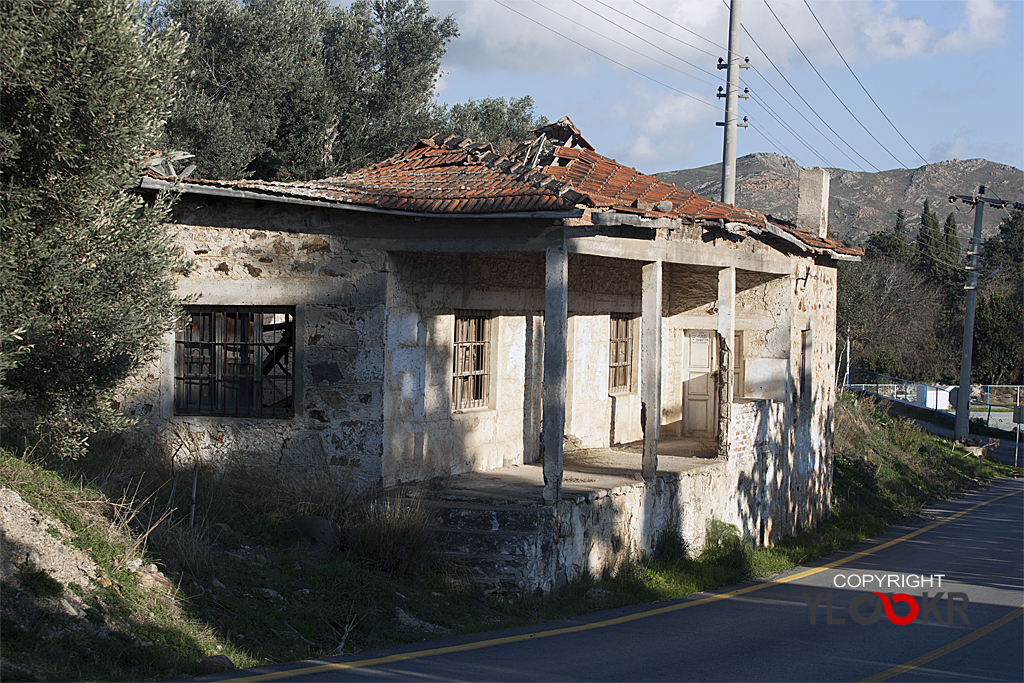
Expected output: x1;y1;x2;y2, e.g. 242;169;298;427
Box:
422;495;555;596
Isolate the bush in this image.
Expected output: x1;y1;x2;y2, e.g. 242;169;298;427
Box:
343;493;435;576
652;529;689;564
700;519;752;577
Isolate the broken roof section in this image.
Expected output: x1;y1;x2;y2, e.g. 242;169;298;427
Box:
137;116;861;259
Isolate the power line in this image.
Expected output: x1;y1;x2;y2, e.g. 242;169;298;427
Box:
742;115;803;164
604;0;833;169
564;0;720;87
745;90;835;166
592;0;721;62
739;29;862;170
802;0;929;167
763;0;903;170
491;0;719;111
750;1;879;172
631;0;726;54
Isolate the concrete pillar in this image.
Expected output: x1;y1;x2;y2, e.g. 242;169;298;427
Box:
641;260;663;478
717;267;736;458
543;243;568;503
797;167;830;238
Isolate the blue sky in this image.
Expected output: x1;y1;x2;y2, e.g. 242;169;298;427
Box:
427;0;1024;177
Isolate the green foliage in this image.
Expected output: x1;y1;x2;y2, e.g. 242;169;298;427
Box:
652;528;689;564
1;0;187;457
15;562;65;598
969;209;1024;385
915;198;943;274
972;291;1023;384
163;0;459;179
343;493;436;576
863;209;911;262
700;520;753;576
442;96;548;155
161;0;334;180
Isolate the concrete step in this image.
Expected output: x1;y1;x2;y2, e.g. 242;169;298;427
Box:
423;499;551;534
436;528;539;556
408;497;552;596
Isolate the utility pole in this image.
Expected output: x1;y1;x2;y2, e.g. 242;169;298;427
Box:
717;0;749;205
948;188;1023;439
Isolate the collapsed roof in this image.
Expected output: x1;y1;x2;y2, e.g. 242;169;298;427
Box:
138;117;862;260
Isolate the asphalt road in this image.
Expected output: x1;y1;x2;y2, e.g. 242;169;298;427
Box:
202;480;1024;683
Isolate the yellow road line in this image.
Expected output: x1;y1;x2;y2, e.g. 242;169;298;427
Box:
860;605;1024;682
224;485;1023;682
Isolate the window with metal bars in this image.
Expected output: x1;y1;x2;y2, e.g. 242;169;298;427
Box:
175;306;295;418
452;312;491;410
609;313;634;393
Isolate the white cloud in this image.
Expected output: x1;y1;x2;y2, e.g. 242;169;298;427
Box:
929;127;1023;166
605;86;719;169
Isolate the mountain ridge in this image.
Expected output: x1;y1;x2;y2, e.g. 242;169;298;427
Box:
655;154;1023;244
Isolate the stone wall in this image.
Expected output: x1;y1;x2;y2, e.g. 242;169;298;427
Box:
530;396;807;591
119;200;389;494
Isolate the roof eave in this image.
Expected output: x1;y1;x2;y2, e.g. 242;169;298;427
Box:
137;176;584;220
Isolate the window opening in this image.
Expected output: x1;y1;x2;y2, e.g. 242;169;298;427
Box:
453;312;491;410
175;306;295;418
609;313;634;392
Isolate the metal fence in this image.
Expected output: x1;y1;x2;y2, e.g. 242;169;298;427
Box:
845;368;1022;433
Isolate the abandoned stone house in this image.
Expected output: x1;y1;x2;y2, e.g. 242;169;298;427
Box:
129;117;860;589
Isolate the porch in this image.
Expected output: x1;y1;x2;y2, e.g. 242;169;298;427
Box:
403;437;760;595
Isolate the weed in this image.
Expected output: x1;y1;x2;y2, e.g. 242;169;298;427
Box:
700;519;753;577
344;492;436;576
652;529;689;564
15;561;65;598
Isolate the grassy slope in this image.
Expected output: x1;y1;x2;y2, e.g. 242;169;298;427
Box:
1;393;1019;681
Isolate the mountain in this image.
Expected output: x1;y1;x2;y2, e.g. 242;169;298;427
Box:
655;154;1023;245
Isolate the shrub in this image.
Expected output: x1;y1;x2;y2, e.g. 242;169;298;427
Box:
700;519;753;577
652;529;689;564
343;493;435;576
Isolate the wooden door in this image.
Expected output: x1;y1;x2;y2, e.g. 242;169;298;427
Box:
683;330;717;437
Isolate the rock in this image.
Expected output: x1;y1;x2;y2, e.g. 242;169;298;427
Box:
211;522;233;534
195;655;235;675
60;598;82;617
256;588;283;601
292;588;311;601
136;568;174;591
249;545;278;564
210;578;226;590
585;587;611;601
394;607;450;635
284;516;341;555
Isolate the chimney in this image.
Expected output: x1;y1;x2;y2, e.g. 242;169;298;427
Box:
797;167;830;238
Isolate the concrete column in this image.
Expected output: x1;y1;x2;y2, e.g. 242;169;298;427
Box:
717;266;736;404
717;266;736;457
641;260;663;478
542;243;568;503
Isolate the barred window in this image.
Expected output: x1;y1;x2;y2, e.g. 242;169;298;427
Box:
175;306;295;418
609;313;634;392
452;312;491;410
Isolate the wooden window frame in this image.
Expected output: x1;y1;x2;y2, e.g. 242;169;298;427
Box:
609;313;634;394
174;306;295;418
452;311;491;411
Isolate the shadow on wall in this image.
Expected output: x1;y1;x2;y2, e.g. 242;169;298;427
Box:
733;399;789;547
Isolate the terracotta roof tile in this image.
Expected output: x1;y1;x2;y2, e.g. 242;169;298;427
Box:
144;128;861;258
